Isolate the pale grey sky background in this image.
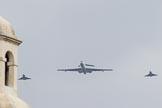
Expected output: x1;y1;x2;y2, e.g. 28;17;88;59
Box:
1;0;162;108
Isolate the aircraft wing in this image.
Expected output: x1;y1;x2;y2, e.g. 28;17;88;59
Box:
86;68;113;72
144;74;150;77
57;68;81;72
153;74;158;76
144;74;158;77
26;77;31;79
18;77;23;80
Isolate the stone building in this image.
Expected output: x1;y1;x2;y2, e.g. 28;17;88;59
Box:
0;16;31;108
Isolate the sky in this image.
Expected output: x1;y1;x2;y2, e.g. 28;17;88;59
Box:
1;0;162;108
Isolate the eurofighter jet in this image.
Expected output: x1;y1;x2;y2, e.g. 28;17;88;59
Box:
144;71;158;77
18;74;31;80
57;61;113;74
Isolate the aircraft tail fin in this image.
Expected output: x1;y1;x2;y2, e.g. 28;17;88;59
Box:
149;71;152;74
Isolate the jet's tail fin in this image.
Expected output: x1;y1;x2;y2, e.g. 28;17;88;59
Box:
149;71;152;74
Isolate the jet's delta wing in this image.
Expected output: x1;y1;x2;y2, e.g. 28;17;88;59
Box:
18;77;24;80
25;77;31;80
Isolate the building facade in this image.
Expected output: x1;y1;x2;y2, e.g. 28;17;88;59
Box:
0;16;31;108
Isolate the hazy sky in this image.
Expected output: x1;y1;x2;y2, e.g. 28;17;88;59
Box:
1;0;162;108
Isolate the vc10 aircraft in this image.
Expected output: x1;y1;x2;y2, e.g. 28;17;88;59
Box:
57;61;113;74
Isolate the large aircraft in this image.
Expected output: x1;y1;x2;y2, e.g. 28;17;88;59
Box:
18;74;31;80
144;71;158;77
57;61;113;74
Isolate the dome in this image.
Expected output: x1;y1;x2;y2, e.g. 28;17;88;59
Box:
0;16;16;39
0;93;31;108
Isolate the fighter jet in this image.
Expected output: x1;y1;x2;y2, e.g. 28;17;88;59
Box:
144;71;158;77
18;74;31;80
57;61;113;74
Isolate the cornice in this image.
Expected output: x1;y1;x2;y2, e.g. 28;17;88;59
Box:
0;35;22;46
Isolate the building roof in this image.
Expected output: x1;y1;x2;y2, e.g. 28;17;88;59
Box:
0;16;17;39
